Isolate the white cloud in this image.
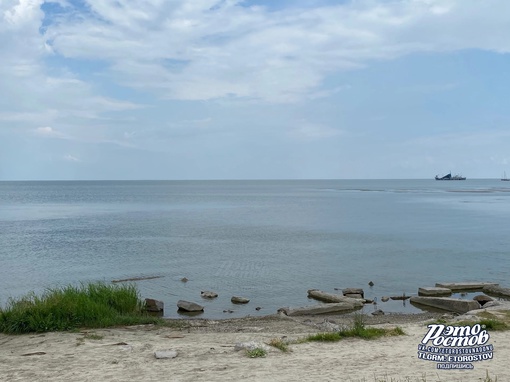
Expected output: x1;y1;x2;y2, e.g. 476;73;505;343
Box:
3;0;510;111
34;126;65;138
63;154;80;162
33;0;510;104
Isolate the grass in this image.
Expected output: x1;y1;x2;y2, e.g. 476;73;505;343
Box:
246;347;267;358
434;311;510;332
267;337;289;352
304;313;405;343
0;282;162;334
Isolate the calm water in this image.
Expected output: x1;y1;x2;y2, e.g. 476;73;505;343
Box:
1;179;509;318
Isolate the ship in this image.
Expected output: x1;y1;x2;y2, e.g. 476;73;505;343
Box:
435;172;466;180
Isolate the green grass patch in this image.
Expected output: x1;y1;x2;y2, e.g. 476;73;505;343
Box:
479;318;508;331
304;314;405;343
0;282;162;334
246;347;267;358
440;315;509;332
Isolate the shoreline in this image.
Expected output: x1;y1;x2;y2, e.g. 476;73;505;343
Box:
2;310;508;381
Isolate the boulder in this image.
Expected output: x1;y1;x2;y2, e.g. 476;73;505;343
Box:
410;296;480;314
234;341;270;352
344;293;364;299
479;301;510;311
278;302;363;316
473;294;494;306
231;296;250;304
177;300;204;312
200;291;218;299
307;289;363;304
144;298;164;313
342;288;364;298
418;287;452;297
435;282;498;291
483;285;510;298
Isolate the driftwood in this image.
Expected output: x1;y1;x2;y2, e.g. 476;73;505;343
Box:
112;275;164;283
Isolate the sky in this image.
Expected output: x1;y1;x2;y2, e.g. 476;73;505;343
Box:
1;0;510;180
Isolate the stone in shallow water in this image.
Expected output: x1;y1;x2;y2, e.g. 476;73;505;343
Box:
177;300;204;312
231;296;250;304
201;291;218;299
435;282;498;291
410;296;480;314
418;287;452;297
145;298;164;313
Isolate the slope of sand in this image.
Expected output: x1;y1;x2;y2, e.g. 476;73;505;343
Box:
0;312;507;382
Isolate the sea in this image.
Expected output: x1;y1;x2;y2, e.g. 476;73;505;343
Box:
1;179;509;318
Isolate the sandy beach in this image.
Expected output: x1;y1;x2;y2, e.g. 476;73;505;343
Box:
1;310;508;382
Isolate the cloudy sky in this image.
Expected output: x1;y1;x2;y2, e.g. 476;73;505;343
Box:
1;0;510;180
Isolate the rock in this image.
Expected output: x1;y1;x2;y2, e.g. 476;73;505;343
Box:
231;296;250;304
473;300;510;311
435;282;498;291
463;302;510;318
177;300;204;312
154;349;178;359
223;309;234;313
234;341;270;352
410;296;481;314
344;293;364;299
390;294;410;301
180;277;188;283
307;289;363;303
342;288;364;298
278;301;363;316
255;306;262;311
201;291;218;299
381;296;390;302
482;301;502;308
316;320;340;332
368;281;374;287
144;298;164;313
371;309;384;316
473;294;494;306
483;285;510;298
418;287;452;297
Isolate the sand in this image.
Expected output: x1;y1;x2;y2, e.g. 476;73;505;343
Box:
0;312;508;382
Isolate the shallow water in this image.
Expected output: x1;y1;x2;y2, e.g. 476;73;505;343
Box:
1;179;509;318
